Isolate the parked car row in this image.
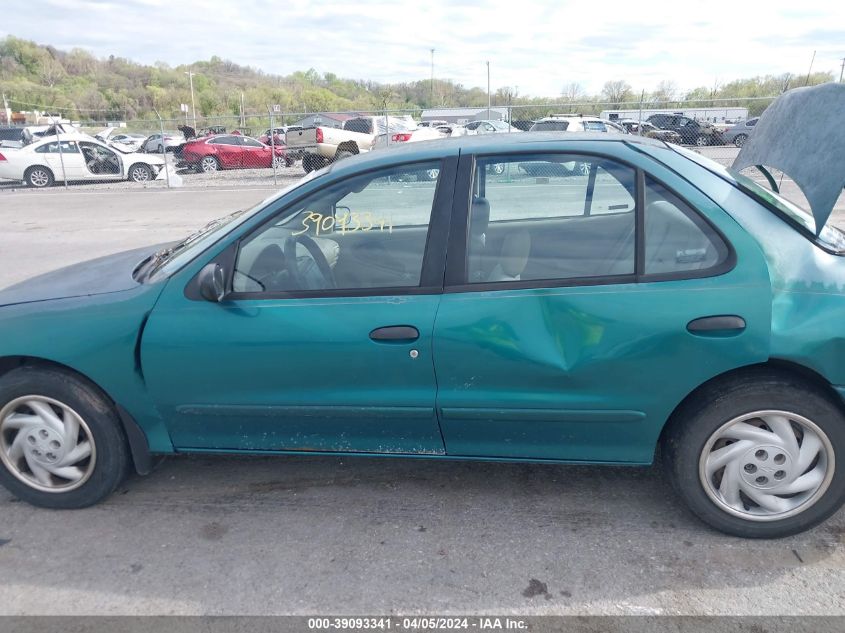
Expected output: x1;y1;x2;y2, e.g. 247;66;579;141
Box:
0;129;167;187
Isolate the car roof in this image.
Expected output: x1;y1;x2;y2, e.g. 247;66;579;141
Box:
327;132;667;176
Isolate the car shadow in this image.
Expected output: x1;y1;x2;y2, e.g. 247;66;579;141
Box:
0;454;843;614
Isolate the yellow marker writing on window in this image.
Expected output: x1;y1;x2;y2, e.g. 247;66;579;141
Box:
292;212;393;236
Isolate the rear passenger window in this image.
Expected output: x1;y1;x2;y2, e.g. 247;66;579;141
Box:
467;155;636;283
644;177;729;274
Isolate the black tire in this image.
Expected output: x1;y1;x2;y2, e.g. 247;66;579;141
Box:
663;370;845;538
302;154;314;173
0;366;130;509
334;149;354;162
734;133;748;148
24;166;54;188
199;156;220;173
695;134;709;147
128;163;153;182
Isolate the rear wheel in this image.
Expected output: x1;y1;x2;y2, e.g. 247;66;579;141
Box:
302;154;314;173
128;163;153;182
200;156;220;173
663;371;845;538
0;367;129;509
695;134;709;147
734;133;748;148
24;166;54;188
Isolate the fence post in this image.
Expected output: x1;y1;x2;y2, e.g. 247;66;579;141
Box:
267;106;277;186
51;113;68;189
153;109;171;188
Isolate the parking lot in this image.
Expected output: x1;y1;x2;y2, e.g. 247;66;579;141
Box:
1;180;845;616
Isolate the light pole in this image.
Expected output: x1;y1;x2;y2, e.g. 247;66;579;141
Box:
430;48;435;105
184;71;197;128
486;61;491;120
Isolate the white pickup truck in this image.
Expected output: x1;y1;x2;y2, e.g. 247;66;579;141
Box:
286;115;442;172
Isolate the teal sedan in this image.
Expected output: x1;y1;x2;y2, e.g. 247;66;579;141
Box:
1;133;844;538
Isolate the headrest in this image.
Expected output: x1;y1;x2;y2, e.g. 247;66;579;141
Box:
499;230;531;278
470;197;490;238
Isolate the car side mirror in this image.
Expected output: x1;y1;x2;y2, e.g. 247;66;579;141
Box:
198;263;226;302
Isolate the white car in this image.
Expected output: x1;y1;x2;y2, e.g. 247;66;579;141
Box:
463;120;520;135
529;116;627;133
109;134;147;152
140;132;183;153
0;134;167;188
371;117;444;150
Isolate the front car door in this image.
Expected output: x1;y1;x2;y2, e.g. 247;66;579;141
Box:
141;156;456;454
209;135;244;169
432;143;771;463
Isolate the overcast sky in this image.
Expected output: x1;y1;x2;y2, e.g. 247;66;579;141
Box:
2;0;843;96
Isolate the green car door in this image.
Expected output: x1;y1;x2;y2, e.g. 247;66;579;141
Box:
433;148;772;463
141;159;454;454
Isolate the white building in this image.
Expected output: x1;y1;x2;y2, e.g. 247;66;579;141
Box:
421;107;509;124
600;106;749;124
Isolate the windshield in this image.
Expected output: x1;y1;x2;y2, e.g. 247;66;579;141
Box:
671;144;845;253
145;168;326;281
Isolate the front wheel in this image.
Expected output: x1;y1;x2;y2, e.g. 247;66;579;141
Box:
0;367;129;508
128;163;153;182
663;371;845;538
695;134;709;147
734;133;748;148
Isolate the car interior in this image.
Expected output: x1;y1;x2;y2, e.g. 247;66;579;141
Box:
79;141;121;175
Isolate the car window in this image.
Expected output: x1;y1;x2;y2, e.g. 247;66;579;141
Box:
747;118;758;127
35;141;80;154
232;161;441;294
242;138;263;147
531;121;569;132
644;176;729;274
466;155;636;283
209;136;241;146
344;118;373;134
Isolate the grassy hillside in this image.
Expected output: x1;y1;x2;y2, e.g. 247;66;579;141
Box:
0;36;834;123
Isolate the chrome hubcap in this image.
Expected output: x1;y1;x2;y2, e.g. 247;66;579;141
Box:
699;410;834;521
30;170;49;186
131;167;149;181
0;396;96;492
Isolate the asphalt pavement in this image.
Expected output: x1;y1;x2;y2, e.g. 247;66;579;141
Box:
1;184;845;616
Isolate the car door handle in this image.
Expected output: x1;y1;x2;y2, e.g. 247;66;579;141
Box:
369;325;420;342
687;315;746;333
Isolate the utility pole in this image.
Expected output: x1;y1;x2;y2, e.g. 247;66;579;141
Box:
840;57;844;83
184;71;197;128
486;61;491;120
430;48;435;105
1;92;10;126
804;50;816;86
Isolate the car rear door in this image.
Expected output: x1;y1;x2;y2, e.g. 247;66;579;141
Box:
431;146;771;464
241;136;269;168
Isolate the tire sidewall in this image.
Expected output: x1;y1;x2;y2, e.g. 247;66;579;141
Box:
26;166;54;188
129;163;152;182
0;367;128;509
666;377;845;538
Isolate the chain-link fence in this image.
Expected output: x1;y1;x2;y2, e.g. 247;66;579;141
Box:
0;96;777;191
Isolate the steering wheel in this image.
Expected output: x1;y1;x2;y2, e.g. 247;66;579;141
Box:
282;234;337;290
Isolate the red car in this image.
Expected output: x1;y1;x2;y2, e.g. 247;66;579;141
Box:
178;134;290;173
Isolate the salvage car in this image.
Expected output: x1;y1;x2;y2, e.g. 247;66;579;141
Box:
2;131;845;539
0;133;166;186
177;134;289;172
